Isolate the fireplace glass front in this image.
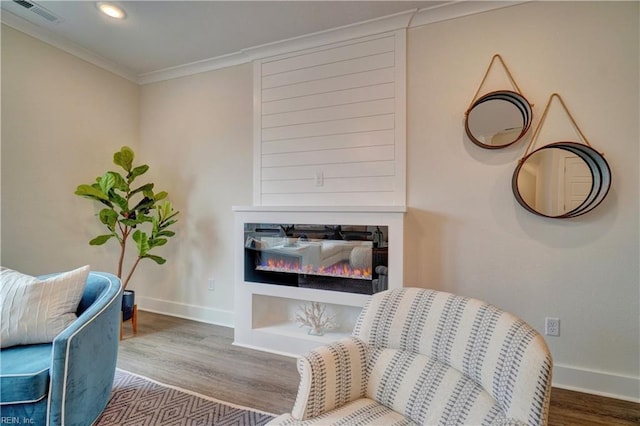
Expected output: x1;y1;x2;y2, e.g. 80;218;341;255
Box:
244;223;388;295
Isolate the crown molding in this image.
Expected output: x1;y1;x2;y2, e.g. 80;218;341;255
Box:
1;9;138;83
3;1;531;86
141;1;531;84
138;9;416;85
410;1;530;28
242;8;416;62
136;50;250;85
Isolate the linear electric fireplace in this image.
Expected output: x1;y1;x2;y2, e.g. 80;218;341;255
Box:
244;223;388;295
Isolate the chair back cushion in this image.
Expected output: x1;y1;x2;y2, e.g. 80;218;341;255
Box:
367;347;508;425
353;288;552;425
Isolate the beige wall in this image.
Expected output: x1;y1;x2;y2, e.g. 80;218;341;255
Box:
136;65;253;324
1;25;139;275
1;1;638;399
405;1;639;397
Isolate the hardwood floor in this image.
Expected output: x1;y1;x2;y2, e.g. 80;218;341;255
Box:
548;388;639;426
117;311;298;414
117;311;640;425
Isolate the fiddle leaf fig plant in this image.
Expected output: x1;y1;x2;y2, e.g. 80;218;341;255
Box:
75;146;179;289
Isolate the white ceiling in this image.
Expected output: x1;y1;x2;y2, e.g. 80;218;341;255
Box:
1;0;451;81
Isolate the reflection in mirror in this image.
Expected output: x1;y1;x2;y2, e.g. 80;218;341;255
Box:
515;147;593;217
465;91;532;149
467;99;524;146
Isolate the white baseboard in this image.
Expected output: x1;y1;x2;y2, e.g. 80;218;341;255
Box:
132;299;640;403
553;364;640;403
137;296;234;328
231;341;297;359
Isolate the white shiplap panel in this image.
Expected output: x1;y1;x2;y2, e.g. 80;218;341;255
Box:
261;36;395;76
261;192;396;206
262;176;395;194
262;52;394;89
254;29;406;207
262;98;394;128
262;67;394;102
262;130;394;155
262;114;394;142
262;145;394;168
262;83;395;115
261;161;395;181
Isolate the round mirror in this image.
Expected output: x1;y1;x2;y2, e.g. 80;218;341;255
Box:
465;90;532;149
512;142;611;218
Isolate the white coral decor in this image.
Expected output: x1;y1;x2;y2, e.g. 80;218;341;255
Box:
295;302;338;336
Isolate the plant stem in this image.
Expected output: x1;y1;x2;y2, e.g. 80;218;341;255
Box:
123;256;142;290
118;241;125;279
116;221;127;279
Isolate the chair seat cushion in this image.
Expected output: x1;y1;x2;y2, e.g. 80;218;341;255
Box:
0;343;51;404
269;398;417;425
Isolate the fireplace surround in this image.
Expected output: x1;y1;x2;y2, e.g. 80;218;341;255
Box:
233;206;405;356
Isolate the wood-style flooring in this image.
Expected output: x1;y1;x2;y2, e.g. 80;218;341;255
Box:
117;311;640;425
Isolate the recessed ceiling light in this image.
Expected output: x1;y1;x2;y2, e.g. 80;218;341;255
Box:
96;2;126;20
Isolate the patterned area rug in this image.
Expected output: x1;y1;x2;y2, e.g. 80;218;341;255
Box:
96;369;275;425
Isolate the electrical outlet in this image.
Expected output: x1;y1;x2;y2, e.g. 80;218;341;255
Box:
545;317;560;336
207;279;215;291
315;171;324;187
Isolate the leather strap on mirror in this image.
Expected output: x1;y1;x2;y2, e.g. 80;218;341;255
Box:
467;54;524;112
522;93;596;162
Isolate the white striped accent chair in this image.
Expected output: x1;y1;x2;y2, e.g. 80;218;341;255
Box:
268;288;553;426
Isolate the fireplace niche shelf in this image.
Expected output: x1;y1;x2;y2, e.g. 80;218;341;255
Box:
253;293;363;337
233;206;405;357
254;323;348;344
238;283;368;355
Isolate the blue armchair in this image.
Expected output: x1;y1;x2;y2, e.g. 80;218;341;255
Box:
0;271;123;426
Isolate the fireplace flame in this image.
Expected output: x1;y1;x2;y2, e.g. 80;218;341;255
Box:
258;259;372;280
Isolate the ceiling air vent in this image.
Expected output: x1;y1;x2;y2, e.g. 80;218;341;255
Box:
12;0;63;24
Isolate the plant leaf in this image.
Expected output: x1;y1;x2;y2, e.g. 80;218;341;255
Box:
156;230;175;238
133;196;155;213
113;146;134;172
159;219;178;229
129;164;149;181
120;218;145;227
142;188;155;198
75;184;110;202
109;172;129;191
132;230;150;256
99;172;118;195
89;234;113;245
144;254;166;265
130;183;154;197
111;192;129;212
164;210;179;222
154;191;168;202
99;209;118;228
149;238;167;248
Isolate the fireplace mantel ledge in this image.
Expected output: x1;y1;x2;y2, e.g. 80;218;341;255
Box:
232;205;407;213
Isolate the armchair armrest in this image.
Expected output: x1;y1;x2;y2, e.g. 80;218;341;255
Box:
291;336;369;420
48;272;122;426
